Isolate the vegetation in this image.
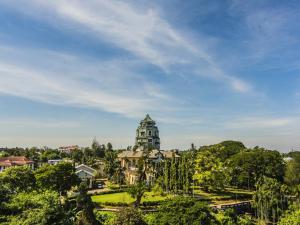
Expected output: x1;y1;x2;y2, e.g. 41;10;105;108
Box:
149;196;218;225
113;207;147;225
194;145;228;192
252;176;288;224
278;207;300;225
229;147;285;189
1;141;300;224
91;191;172;205
76;182;99;225
35;162;80;195
162;151;193;194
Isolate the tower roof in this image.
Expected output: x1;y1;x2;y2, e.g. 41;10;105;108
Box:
141;114;154;123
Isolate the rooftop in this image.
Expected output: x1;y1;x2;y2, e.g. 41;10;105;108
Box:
141;114;155;123
0;156;33;167
118;149;180;159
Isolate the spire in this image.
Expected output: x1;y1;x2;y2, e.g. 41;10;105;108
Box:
143;114;153;122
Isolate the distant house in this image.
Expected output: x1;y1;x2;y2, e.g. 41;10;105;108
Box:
58;145;79;154
0;156;34;172
48;159;63;165
283;157;293;162
75;164;97;188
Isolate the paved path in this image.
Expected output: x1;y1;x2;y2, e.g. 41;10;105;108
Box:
95;200;252;212
88;188;110;194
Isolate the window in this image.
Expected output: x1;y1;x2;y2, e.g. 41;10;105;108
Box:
148;131;152;136
141;131;145;136
148;139;152;143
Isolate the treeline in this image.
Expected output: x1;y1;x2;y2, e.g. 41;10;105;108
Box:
193;141;286;191
192;140;300;224
159;152;193;194
0;139;114;164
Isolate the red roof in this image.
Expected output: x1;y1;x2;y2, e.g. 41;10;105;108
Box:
0;156;33;167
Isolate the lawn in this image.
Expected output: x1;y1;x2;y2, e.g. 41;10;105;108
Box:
91;188;253;207
92;191;172;205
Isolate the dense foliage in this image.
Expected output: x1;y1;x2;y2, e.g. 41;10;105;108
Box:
149;196;218;225
76;182;99;225
162;152;193;193
113;207;147;225
35;162;80;195
1;141;300;224
252;176;289;224
278;207;300;225
5;191;73;225
229;147;285;189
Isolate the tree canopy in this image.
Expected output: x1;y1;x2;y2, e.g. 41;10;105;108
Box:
34;162;80;195
150;197;218;225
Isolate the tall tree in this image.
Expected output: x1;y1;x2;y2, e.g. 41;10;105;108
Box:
71;149;84;164
91;138;105;158
193;146;228;192
127;182;147;208
151;197;218;225
284;157;300;189
75;182;99;225
113;207;147;225
106;143;113;151
253;176;288;224
163;159;170;192
0;165;36;192
229;148;285;189
104;150;118;180
6;190;72;225
35;162;80;195
170;156;178;193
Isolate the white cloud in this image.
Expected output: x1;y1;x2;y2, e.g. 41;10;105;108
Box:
0;46;171;118
227;117;294;129
0;0;252;93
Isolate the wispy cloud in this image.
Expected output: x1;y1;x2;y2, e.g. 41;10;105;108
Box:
0;46;171;118
229;1;299;61
0;0;252;93
227;117;294;129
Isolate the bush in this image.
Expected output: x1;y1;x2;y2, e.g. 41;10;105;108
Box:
142;200;164;207
93;189;126;195
150;196;218;225
113;207;147;225
278;208;300;225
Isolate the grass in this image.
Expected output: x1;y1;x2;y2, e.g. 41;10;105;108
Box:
91;191;173;205
92;187;253;207
92;192;134;204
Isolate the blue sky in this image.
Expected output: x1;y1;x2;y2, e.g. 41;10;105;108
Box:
0;0;300;151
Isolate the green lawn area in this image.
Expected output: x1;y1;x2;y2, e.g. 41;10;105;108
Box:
92;188;253;207
92;191;172;205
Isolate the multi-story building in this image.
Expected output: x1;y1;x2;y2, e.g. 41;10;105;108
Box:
135;114;160;150
118;114;180;184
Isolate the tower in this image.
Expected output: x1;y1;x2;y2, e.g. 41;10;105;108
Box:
135;114;160;150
